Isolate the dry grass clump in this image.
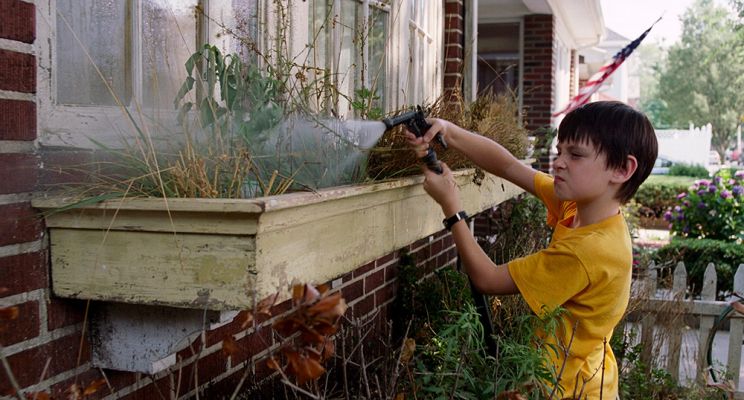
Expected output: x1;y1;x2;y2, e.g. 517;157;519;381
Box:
366;90;529;180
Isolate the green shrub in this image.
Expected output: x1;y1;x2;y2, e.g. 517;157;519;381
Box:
633;177;694;219
664;170;744;241
668;163;710;178
653;237;744;298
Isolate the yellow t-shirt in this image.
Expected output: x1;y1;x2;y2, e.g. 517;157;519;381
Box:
507;172;632;399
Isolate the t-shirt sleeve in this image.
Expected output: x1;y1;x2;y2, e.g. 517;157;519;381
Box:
507;243;590;316
532;172;563;228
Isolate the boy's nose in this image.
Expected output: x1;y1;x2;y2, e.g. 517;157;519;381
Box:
553;156;566;170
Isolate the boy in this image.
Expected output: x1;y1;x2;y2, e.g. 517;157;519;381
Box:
405;101;658;399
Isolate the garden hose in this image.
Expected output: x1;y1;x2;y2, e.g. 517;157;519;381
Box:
704;297;744;389
456;254;498;356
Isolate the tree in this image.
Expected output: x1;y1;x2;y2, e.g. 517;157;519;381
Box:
655;0;744;157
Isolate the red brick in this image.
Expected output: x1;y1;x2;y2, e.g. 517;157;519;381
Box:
444;31;462;45
352;260;375;278
352;295;374;318
376;251;397;268
49;369;118;400
364;269;385;293
232;326;272;366
0;332;89;395
444;1;463;15
384;262;398;282
374;282;396;307
46;298;86;331
0;0;35;43
0;251;48;297
340;279;363;302
0;300;39;346
0;203;43;246
0;49;35;93
186;350;227;388
0;100;36;141
0;153;38;194
118;375;175;400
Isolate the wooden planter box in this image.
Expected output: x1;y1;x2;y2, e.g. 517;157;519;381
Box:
33;169;523;311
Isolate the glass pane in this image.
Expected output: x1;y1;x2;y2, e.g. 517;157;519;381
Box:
368;7;387;111
56;0;130;106
207;0;259;61
338;0;360;113
142;0;197;109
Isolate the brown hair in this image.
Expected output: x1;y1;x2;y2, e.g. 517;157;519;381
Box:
557;101;658;203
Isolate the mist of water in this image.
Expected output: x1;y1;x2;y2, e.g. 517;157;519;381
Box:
258;116;389;189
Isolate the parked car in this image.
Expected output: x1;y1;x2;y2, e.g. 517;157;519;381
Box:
652;157;673;175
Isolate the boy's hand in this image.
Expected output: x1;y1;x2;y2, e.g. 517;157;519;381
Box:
404;118;451;158
421;162;462;216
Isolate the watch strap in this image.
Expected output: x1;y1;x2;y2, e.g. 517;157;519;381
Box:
443;210;468;231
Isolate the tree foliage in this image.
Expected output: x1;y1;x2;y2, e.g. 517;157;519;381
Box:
654;0;744;156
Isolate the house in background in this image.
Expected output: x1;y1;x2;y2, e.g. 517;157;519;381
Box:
1;0;607;397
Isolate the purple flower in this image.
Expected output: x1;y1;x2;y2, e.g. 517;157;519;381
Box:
734;185;743;196
735;170;744;179
709;185;717;193
684;200;690;207
664;211;673;222
697;179;711;187
715;176;723;184
698;190;707;196
721;190;731;199
674;205;682;212
677;192;687;199
676;213;685;221
730;179;737;185
697;202;706;209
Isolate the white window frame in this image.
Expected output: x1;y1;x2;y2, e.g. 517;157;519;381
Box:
36;0;253;149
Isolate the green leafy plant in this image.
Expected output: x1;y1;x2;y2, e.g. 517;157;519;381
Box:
633;176;696;220
664;169;744;241
668;163;710;178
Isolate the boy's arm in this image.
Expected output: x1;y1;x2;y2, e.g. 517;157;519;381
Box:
407;118;538;196
421;164;519;295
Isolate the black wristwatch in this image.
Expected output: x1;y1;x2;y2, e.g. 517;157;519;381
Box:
443;211;468;231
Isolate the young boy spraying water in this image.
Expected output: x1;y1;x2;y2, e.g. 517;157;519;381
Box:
406;101;658;398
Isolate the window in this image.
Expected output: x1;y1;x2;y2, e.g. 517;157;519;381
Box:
477;22;520;97
38;0;442;147
407;0;442;106
39;0;258;147
308;0;390;117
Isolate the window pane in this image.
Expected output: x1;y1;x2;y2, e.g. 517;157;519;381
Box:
207;0;259;61
369;7;387;111
477;22;520;96
56;0;130;106
338;0;360;113
142;0;197;109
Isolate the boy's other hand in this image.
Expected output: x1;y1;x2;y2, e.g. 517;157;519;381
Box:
422;162;462;216
404;118;450;158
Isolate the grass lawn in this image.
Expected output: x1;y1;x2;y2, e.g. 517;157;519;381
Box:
642;174;697;187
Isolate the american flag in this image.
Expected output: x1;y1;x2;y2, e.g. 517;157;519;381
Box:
553;17;661;117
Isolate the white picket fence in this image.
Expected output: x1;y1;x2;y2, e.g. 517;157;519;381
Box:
628;261;744;396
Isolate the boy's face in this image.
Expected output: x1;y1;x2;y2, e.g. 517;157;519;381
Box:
553;139;616;203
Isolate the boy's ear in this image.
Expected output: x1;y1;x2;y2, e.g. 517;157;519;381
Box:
611;155;638;184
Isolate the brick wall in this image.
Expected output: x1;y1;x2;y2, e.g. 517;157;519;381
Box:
522;14;555;173
443;0;464;106
0;2;491;398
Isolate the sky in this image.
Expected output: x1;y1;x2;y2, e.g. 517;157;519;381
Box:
599;0;697;44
